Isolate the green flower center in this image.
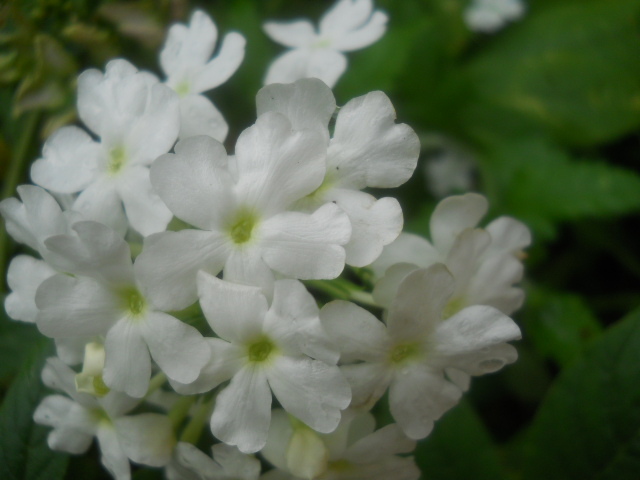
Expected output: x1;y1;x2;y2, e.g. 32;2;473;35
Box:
442;296;466;319
228;209;259;245
389;343;420;365
175;80;191;97
120;287;147;319
107;145;127;175
247;337;276;363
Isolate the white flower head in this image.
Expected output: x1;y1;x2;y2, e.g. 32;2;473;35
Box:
322;264;521;440
257;79;420;267
35;220;210;398
372;193;531;316
160;9;246;141
30;59;180;236
34;357;175;480
135;114;351;311
166;442;261;480
263;0;388;87
261;409;419;480
464;0;526;33
181;273;351;454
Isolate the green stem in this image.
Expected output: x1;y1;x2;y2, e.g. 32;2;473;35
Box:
306;278;380;308
144;372;167;399
168;395;197;429
0;111;39;291
180;397;214;444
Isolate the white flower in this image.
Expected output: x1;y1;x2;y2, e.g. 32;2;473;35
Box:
30;59;179;236
464;0;526;33
166;443;260;480
35;221;209;398
160;10;246;141
181;272;350;454
263;0;387;87
135;116;351;311
321;264;521;439
34;357;175;480
372;193;531;316
4;255;56;323
260;409;419;480
257;79;420;267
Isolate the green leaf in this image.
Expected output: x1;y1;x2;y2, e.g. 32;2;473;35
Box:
464;0;640;147
523;308;640;480
0;312;43;385
481;138;640;239
0;338;68;480
523;288;603;368
415;400;509;480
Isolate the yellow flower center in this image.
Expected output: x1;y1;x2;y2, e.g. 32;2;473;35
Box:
247;337;276;363
107;145;127;175
389;342;421;365
227;209;259;245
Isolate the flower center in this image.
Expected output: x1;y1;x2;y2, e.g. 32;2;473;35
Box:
120;287;147;319
389;342;420;365
247;337;276;363
442;296;466;319
107;145;127;175
228;209;259;245
175;80;191;97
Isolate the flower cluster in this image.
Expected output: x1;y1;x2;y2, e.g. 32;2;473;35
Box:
1;3;529;479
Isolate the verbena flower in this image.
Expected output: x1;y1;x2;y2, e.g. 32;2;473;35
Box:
263;0;387;87
321;264;521;439
30;59;179;236
166;443;261;480
135;115;351;310
34;357;175;480
160;9;246;141
261;409;419;480
180;272;350;454
257;79;420;267
35;221;209;398
464;0;526;33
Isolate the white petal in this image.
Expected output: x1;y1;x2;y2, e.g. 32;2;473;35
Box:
161;10;217;80
264;48;347;88
73;178;127;236
430;193;488;252
41;357;96;406
445;228;491;292
389;366;461;440
223;247;276;301
103;318;151;398
345;423;415;463
34;394;75;428
211;366;272;454
485;216;532;254
169;338;243;395
197;270;268;344
329;189;403;267
5;255;56;322
177;94;228;142
341;362;391;409
260;203;350;279
212;443;262;479
266;279;338;364
55;337;90;365
36;274;120;338
320;300;388;363
263;20;316;48
44;221;134;287
319;0;374;36
141;312;209;384
370;232;440;278
372;262;418;309
192;32;246;93
150;135;234;231
44;402;96;454
468;254;524;313
435;305;521;374
256;78;335;133
234;112;327;215
268;356;351;433
169;442;221;479
134;229;230;311
30;126;100;193
387;264;455;341
115;413;175;466
329;91;419;189
116;166;173;236
96;426;132;480
330;11;388;51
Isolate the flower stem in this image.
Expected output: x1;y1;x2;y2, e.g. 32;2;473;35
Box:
180;397;214;444
306;278;379;308
168;395;197;429
145;372;167;398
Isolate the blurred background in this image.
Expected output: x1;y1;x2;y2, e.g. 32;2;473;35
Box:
1;0;640;478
